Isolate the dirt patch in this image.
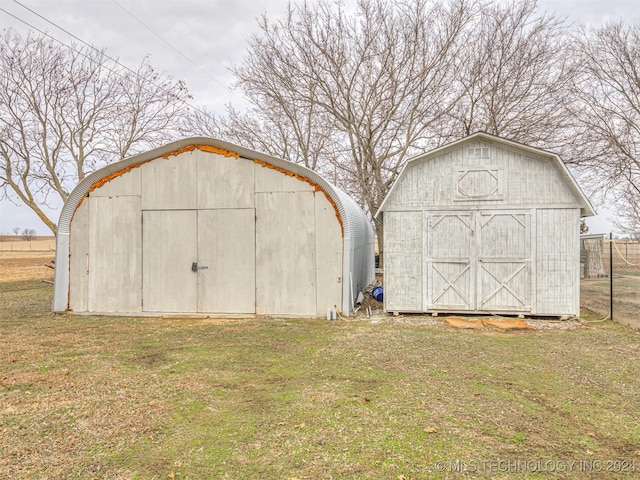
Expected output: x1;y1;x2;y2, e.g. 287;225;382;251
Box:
483;317;537;331
442;316;536;331
444;316;484;329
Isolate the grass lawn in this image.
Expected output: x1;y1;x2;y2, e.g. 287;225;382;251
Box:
1;280;639;479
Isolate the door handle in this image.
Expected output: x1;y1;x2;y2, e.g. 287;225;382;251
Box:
191;262;209;271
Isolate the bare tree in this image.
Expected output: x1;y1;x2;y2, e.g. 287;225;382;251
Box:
21;228;36;241
580;219;589;234
193;0;576;262
183;103;337;176
207;0;477;260
448;0;573;148
567;21;640;235
0;30;191;235
12;227;20;236
614;190;640;239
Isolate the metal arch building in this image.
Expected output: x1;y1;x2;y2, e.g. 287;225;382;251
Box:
53;137;375;317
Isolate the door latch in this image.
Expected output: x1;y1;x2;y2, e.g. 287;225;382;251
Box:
191;262;209;271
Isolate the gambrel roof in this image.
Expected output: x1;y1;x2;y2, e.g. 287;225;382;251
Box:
375;131;595;218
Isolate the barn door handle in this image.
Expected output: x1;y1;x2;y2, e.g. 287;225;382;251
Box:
191;262;209;271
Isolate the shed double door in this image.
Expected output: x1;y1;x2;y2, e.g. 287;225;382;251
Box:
425;210;531;312
142;209;255;313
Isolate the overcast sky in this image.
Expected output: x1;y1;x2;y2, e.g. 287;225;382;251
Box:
1;0;639;235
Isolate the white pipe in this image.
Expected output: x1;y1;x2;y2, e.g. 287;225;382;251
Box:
350;271;354;312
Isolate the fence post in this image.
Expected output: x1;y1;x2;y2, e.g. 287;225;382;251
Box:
609;233;613;321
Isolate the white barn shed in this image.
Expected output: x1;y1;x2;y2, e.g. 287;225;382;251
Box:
375;132;595;317
53;138;374;317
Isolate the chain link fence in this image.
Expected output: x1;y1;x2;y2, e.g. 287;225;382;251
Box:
580;235;640;329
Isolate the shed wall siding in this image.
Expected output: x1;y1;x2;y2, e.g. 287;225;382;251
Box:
69;196;142;312
197;150;255;209
255;163;315;193
384;211;423;312
90;167;141;197
381;136;585;317
535;208;580;316
386;142;578;210
141;153;196;210
315;194;344;314
256;191;317;315
87;196;141;312
67;149;346;316
69;201;89;312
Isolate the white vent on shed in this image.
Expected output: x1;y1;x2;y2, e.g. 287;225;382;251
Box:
467;146;489;159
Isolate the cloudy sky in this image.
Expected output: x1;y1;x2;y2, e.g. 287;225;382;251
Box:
1;0;639;235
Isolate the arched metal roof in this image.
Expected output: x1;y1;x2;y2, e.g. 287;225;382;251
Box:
53;137;374;314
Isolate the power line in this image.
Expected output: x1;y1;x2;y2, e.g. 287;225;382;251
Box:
1;8;123;79
4;1;211;115
110;0;230;92
9;0;141;78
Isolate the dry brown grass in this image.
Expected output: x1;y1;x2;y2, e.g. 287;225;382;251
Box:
0;251;54;283
581;276;640;329
0;237;56;284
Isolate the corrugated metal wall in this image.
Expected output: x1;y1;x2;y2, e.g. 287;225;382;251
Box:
55;138;374;316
